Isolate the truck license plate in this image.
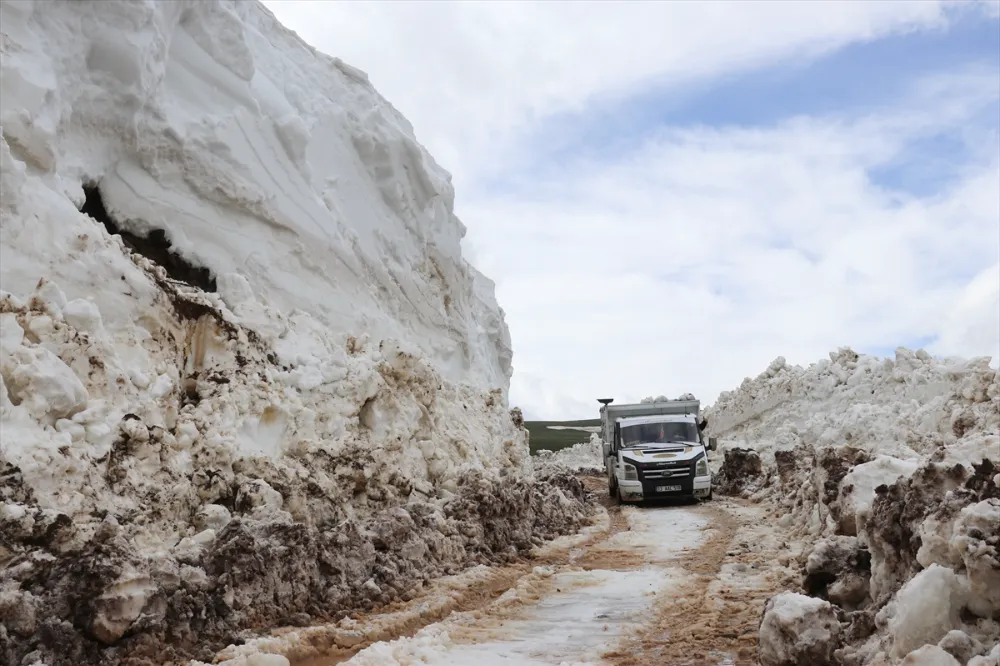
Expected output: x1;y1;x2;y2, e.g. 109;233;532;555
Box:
656;485;682;493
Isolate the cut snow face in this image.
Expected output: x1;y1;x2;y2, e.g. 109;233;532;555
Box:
706;347;1000;665
0;1;589;664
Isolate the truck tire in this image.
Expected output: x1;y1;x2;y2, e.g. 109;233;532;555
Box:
608;474;619;503
617;484;629;505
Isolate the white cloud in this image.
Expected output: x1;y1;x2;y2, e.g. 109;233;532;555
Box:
262;0;1000;419
262;0;965;183
464;74;999;418
931;263;1000;362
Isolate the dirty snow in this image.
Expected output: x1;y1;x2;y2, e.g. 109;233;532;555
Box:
758;591;841;666
708;347;1000;664
3;1;999;665
0;2;592;664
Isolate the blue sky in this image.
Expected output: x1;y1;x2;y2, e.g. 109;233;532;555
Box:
269;1;1000;419
630;6;998;129
505;5;1000;191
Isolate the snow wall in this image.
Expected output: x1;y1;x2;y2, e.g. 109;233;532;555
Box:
706;348;1000;666
0;2;591;664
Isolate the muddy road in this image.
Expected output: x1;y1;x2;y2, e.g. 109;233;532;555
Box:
218;478;802;666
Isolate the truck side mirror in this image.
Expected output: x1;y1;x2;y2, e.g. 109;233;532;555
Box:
601;440;610;459
708;437;718;451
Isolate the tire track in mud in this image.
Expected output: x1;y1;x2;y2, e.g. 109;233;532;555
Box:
603;499;797;666
284;477;632;666
232;481;795;666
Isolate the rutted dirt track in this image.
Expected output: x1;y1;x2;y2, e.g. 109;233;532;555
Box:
603;501;793;666
229;476;802;666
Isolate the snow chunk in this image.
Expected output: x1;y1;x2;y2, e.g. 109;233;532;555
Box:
91;572;159;644
950;499;1000;618
63;298;103;334
0;312;24;355
887;564;967;659
758;592;841;666
968;644;1000;666
937;629;985;664
2;345;88;423
714;447;764;496
839;455;920;537
899;645;961;666
195;504;233;532
803;536;870;610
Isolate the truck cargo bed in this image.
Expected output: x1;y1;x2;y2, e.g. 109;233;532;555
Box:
603;399;699;420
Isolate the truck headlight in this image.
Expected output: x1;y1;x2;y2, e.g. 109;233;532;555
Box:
696;458;709;477
623;463;638;481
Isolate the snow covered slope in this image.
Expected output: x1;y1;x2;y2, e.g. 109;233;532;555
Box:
0;0;526;509
706;348;1000;665
0;2;593;664
706;348;997;469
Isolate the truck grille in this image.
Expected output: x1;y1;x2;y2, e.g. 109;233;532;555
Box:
636;459;694;481
642;468;690;480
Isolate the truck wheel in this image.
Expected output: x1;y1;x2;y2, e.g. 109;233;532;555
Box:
608;475;619;503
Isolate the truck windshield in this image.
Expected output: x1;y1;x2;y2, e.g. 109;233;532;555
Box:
621;422;699;447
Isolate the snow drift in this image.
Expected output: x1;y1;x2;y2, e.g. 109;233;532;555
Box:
533;433;605;475
706;347;1000;665
0;2;591;664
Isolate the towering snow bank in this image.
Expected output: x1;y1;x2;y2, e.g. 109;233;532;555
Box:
0;0;511;389
0;2;592;664
706;347;1000;665
707;348;997;468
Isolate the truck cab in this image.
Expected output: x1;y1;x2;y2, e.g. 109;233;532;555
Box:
599;398;716;503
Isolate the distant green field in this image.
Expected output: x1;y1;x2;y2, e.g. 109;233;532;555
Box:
525;419;601;455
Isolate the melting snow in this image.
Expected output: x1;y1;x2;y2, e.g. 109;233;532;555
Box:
341;507;708;666
0;1;591;664
710;347;1000;664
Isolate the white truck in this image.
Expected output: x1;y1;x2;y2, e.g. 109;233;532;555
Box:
598;397;717;503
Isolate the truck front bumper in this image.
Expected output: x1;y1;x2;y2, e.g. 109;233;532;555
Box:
618;474;712;501
692;474;712;498
617;479;646;502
